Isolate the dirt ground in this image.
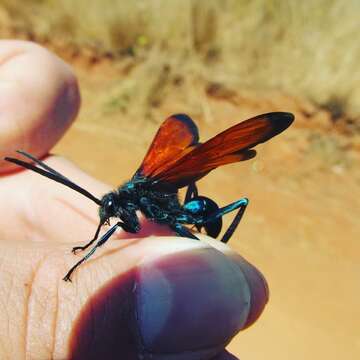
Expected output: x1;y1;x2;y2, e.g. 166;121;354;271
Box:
53;61;360;360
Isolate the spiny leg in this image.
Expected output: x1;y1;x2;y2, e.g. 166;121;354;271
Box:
220;200;248;243
201;198;249;243
72;221;103;254
63;222;122;282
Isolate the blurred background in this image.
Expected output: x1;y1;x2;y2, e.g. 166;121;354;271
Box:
1;0;359;359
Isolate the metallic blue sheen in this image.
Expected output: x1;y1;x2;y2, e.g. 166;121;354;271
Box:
183;199;205;214
125;182;135;190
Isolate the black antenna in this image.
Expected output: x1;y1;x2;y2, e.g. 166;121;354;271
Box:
5;153;102;206
16;150;71;181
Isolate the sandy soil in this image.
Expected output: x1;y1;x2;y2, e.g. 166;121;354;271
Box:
53;61;360;360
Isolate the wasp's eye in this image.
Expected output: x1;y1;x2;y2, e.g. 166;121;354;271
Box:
100;193;120;222
105;200;115;212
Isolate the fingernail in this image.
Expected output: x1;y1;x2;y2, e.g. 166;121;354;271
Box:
134;248;251;355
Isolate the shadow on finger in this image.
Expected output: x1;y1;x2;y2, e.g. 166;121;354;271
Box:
69;248;252;359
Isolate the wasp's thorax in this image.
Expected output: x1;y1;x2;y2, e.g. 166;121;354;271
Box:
100;176;184;230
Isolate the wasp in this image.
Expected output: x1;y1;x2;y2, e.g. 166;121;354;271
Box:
5;112;294;281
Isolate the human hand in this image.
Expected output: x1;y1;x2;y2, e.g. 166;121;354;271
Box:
0;40;268;359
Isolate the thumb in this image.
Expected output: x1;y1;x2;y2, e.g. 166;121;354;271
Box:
66;238;268;359
0;236;268;359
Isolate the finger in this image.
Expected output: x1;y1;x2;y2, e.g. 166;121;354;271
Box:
0;40;80;173
0;236;268;359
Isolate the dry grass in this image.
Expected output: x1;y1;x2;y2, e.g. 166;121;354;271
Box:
0;0;359;121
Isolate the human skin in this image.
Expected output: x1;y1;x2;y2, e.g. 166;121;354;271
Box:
0;40;268;359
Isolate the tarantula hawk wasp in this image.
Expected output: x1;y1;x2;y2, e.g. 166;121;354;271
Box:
5;112;294;281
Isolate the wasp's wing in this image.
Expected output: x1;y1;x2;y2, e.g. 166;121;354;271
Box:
136;114;200;177
153;112;294;188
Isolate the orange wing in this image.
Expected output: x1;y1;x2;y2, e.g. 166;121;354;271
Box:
152;112;294;188
136;114;199;177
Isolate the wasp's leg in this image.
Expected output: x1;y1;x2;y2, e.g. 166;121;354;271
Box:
184;182;198;203
71;221;103;254
220;200;248;243
170;223;200;240
63;222;123;282
201;198;249;243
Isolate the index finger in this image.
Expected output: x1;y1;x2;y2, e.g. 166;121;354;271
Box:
0;40;80;173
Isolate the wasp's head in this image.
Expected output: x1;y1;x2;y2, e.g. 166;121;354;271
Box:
99;192;122;224
99;190;140;233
